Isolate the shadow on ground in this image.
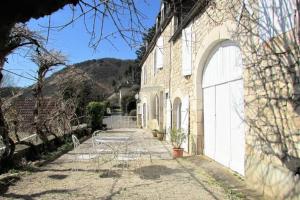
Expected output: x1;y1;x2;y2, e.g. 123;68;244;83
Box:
99;169;121;178
48;174;68;180
1;189;76;200
134;165;182;180
0;175;21;194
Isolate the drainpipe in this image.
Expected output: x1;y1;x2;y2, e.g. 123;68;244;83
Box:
168;19;173;132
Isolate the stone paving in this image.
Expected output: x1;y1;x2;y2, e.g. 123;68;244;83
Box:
0;128;258;200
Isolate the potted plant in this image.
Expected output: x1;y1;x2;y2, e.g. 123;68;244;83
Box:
152;129;158;137
170;128;186;158
157;130;165;141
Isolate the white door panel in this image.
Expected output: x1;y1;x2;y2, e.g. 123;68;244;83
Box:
203;87;216;159
203;43;245;175
181;96;189;152
215;84;231;168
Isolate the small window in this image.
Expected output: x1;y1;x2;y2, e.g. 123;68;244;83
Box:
154;36;164;72
161;3;165;22
182;23;192;76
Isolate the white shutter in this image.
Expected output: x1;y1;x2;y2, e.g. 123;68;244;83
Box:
166;100;171;141
156;36;164;69
182;24;192;76
181;96;189;152
137;104;140;114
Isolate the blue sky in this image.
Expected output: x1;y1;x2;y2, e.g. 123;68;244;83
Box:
5;1;160;87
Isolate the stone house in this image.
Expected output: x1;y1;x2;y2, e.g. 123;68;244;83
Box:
137;0;299;199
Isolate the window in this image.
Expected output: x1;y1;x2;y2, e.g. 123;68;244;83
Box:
182;23;192;76
161;3;165;23
154;36;164;73
155;95;159;122
173;15;179;34
259;0;297;41
156;17;160;32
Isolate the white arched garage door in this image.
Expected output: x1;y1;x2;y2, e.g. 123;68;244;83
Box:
203;41;245;175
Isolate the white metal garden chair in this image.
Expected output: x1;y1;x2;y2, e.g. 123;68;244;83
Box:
91;131;118;172
72;134;102;171
71;134;80;171
113;140;145;173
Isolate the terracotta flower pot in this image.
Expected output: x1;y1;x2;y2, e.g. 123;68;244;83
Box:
172;148;184;158
152;130;158;137
157;132;164;141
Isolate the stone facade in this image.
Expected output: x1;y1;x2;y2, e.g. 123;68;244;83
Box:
138;0;300;199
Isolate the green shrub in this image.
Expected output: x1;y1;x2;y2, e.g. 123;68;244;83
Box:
170;128;186;149
86;101;105;131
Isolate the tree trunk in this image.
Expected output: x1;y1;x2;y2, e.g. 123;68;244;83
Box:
33;71;49;144
0;57;15;165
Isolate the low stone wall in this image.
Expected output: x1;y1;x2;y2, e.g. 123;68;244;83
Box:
6;125;92;168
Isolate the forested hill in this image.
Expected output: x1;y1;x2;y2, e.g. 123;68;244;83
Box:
1;58;140;101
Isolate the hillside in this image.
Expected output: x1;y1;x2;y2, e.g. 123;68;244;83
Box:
1;58;140;101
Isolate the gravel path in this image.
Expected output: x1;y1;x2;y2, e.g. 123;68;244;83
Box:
1;129;238;200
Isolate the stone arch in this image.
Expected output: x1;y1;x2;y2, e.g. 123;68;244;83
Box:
193;21;242;154
149;94;156;120
193;21;246;175
173;97;182;129
155;94;159;123
140;97;148;128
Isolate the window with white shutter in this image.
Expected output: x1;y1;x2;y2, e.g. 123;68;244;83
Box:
180;95;189;152
161;3;165;22
156;36;164;69
182;23;192;76
259;0;296;41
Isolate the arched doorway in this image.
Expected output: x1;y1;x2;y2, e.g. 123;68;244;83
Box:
173;97;181;130
202;41;245;175
173;96;189;152
142;103;147;128
155;95;159;124
126;101;136;115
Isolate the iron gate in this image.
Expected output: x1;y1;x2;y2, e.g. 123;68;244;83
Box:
103;115;137;129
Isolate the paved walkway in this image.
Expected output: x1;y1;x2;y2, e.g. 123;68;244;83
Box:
0;128;261;200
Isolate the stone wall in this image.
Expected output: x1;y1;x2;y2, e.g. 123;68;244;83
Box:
139;0;300;198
